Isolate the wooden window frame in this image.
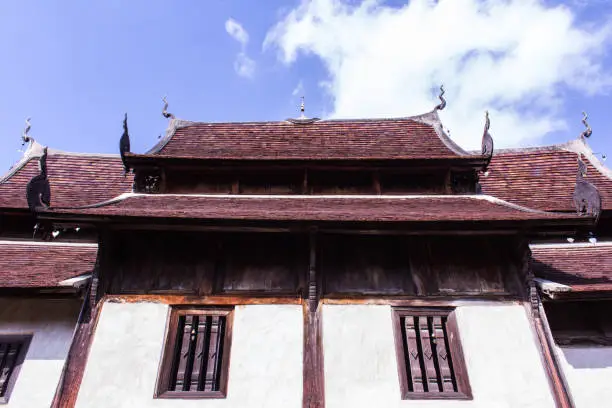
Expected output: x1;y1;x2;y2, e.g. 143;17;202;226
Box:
0;334;32;404
391;307;471;400
155;307;234;399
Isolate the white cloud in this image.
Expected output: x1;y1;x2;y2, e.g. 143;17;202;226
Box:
225;18;250;47
225;18;256;78
292;79;305;96
265;0;612;149
234;53;256;78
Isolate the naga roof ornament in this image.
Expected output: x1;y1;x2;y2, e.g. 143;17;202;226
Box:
26;147;51;212
580;111;592;140
434;85;446;111
21;117;32;145
162;96;175;119
119;113;131;174
481;111;494;158
573;154;601;220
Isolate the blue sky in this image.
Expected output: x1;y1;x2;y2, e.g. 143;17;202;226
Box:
1;0;611;171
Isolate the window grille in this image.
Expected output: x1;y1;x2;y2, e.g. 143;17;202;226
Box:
392;308;471;399
156;308;232;399
0;335;31;404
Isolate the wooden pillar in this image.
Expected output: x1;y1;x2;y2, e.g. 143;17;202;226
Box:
51;234;107;408
303;230;324;408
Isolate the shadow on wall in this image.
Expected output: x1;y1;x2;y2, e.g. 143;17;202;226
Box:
0;297;81;360
560;347;612;369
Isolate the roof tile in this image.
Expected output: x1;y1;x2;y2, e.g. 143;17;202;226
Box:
0;242;97;288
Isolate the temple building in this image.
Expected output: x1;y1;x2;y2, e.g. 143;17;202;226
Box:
0;96;610;408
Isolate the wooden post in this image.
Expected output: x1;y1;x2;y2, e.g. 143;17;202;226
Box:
51;234;107;408
303;230;324;408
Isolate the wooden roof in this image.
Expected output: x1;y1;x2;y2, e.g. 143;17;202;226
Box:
0;141;133;209
0;241;97;288
44;193;590;225
481;139;612;212
532;242;612;295
142;111;481;161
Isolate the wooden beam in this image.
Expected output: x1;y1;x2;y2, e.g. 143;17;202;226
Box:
519;240;575;408
104;294;302;305
50;292;102;408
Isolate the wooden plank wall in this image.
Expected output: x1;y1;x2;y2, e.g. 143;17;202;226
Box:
102;231;522;298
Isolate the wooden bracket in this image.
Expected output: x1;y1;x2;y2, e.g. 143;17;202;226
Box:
307;230;319;313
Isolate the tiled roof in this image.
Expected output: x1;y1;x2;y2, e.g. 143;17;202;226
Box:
145;112;476;160
0;241;97;288
0;143;133;209
531;242;612;293
480;140;612;212
46;193;589;224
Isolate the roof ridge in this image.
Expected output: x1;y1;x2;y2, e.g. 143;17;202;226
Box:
0;139;45;184
47;192;569;217
0;240;97;248
144;110;477;158
531;241;612;249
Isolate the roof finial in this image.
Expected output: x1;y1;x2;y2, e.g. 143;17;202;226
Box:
300;96;306;119
573;153;601;220
580;111;592;139
26;147;51;212
481;110;494;158
119;113;131;175
22;117;32;145
162;96;175;119
435;85;446;111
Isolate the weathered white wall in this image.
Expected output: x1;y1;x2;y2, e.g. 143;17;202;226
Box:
76;302;303;408
556;346;612;408
0;297;81;408
323;304;556;408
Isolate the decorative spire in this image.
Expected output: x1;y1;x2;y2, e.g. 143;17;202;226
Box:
435;85;446;111
481;111;494;158
580;111;592;139
573;154;601;220
162;96;175;119
119;113;131;174
286;95;320;124
300;96;306;119
22;117;32;145
26;147;51;212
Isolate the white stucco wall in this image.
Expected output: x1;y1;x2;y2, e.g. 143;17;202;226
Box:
323;304;555;408
75;302;303;408
556;346;612;408
0;297;81;408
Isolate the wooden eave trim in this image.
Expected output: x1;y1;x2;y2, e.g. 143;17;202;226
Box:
124;154;489;171
37;212;595;234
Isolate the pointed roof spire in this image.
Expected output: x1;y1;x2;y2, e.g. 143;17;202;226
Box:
481;111;494;158
435;85;446;111
580;111;592;139
287;95;320;124
119;113;131;175
162;96;175;120
22;117;32;144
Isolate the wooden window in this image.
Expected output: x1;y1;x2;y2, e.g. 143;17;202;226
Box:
392;308;471;400
156;308;233;399
0;335;31;404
